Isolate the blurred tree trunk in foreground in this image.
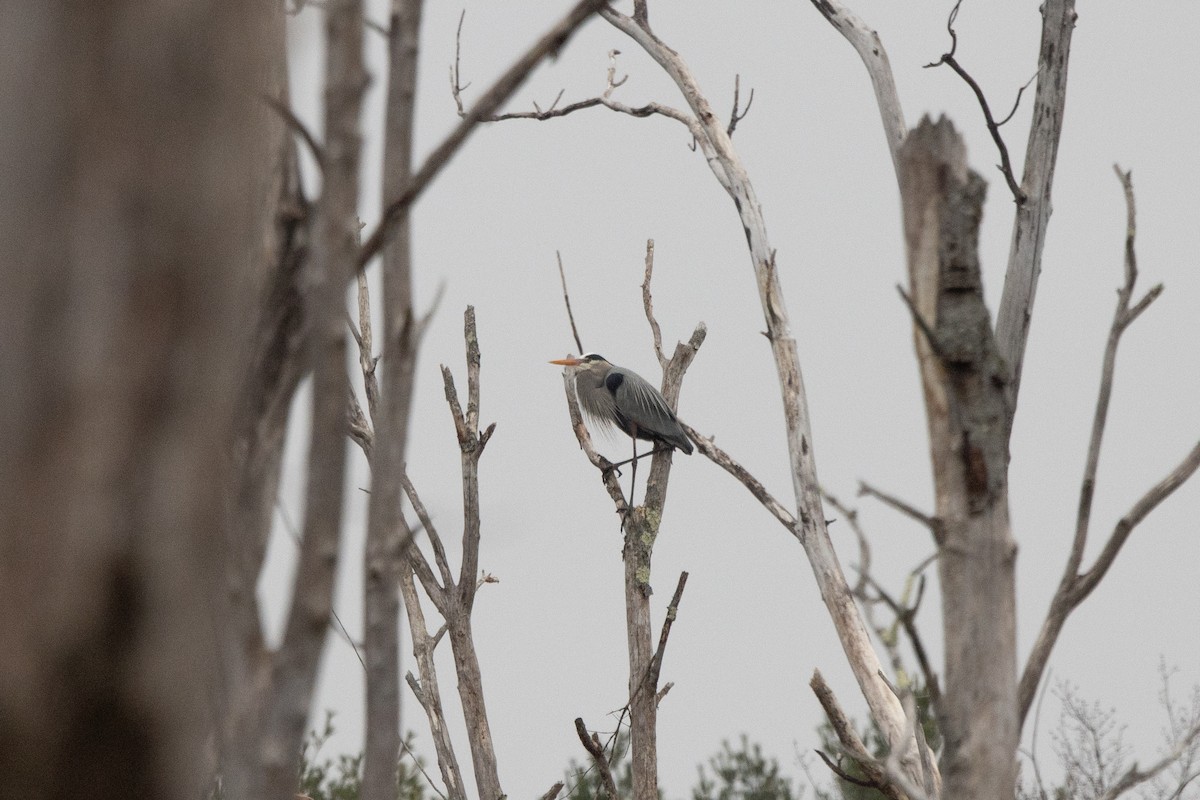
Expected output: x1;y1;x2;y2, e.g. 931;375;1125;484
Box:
0;3;276;799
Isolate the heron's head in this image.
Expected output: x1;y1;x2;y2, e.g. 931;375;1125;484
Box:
548;353;612;376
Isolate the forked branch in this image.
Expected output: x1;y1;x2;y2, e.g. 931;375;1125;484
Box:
924;0;1026;203
1018;168;1200;729
359;0;607;269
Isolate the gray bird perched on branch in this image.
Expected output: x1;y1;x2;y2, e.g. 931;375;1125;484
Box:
550;353;692;507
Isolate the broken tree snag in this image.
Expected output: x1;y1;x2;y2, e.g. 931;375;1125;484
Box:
898;115;1019;800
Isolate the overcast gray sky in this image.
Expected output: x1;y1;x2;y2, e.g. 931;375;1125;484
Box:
263;2;1200;795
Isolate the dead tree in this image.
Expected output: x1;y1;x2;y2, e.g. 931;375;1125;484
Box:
549;245;703;800
470;1;1200;798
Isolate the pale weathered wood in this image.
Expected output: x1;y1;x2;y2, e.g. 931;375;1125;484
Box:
898;116;1016;800
599;8;929;791
995;0;1078;398
807;0;907;175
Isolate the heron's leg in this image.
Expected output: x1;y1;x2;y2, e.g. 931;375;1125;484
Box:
629;436;638;510
609;445;670;470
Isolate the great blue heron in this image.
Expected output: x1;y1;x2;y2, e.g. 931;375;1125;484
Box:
550;353;692;506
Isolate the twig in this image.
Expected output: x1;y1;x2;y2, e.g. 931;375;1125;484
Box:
399;468;454;594
896;284;946;362
450;10;470;116
400;737;449;800
924;0;1026;203
557;251;585;353
1098;718;1200;800
864;573;942;716
997;70;1039;127
857;480;938;532
276;501;366;671
355;271;380;424
642;571;688;696
814;750;880;789
538;782;564;800
347;389;374;458
360;0;607;269
260;93;325;171
820;489;869;595
603;49;628;99
726;74;754;137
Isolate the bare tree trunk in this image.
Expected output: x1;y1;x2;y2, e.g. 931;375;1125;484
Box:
362;2;425;797
447;615;503;800
0;2;273;799
898;117;1018;800
624;533;659;800
251;0;365;796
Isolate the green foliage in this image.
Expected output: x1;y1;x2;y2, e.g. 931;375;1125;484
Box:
562;731;795;800
298;712;428;800
692;735;798;800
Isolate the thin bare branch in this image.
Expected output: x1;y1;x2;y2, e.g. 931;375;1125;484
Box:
997;70;1038;127
450;10;469;116
810;670;906;800
399;468;454;594
575;718;619;800
260;93;326;171
864;572;942;716
808;0;907;174
355;271;380;423
683;422;796;533
857;480;937;532
348;390;374;458
1074;440;1200;604
360;0;607;269
726;74;754;137
557;252;585;354
1098;718;1200;800
1019;168;1197;729
815;750;882;789
642;571;688;698
641;240;666;368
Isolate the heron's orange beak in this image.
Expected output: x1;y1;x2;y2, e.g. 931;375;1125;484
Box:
549;357;582;366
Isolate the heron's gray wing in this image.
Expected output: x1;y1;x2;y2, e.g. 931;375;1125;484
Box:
609;368;676;432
